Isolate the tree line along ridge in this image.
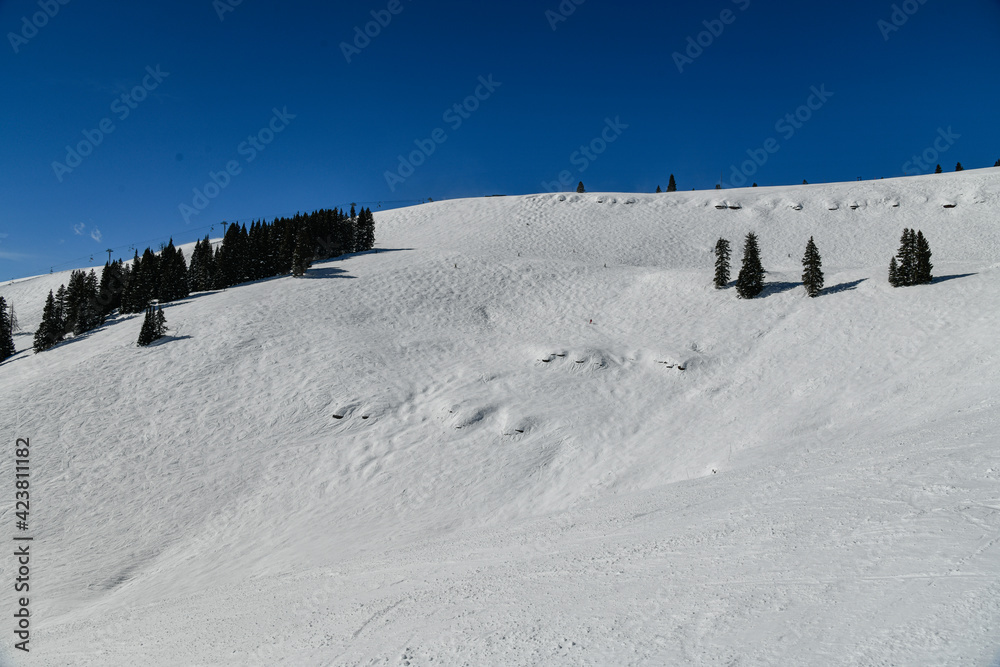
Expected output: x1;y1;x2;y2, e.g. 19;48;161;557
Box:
29;206;375;354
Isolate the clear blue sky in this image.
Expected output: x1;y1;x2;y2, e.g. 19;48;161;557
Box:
2;0;999;279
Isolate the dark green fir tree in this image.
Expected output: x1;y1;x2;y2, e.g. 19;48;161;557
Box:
914;230;933;285
0;297;14;362
33;291;63;353
935;164;943;174
713;238;731;289
667;174;677;192
736;232;765;299
155;306;167;338
137;305;161;347
888;256;901;287
655;185;662;193
955;162;964;172
577;181;585;193
801;237;824;297
895;228;917;287
53;284;68;337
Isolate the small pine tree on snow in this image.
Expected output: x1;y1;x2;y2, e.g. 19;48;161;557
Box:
888;256;901;287
994;159;1000;168
955;162;964;172
155;306;167;338
802;179;808;185
914;230;933;285
0;297;14;362
735;233;765;299
935;164;943;174
53;284;68;337
895;228;917;287
715;184;721;189
713;238;731;289
655;185;662;193
752;183;758;187
33;291;63;353
577;181;585;193
801;237;824;297
667;174;677;192
136;305;162;347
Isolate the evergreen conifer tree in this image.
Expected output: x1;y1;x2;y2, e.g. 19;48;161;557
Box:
955;162;964;171
655;185;662;193
64;270;86;332
935;164;943;174
72;269;101;335
0;297;14;362
735;233;765;299
155;306;167;338
994;159;1000;167
120;251;140;313
914;230;933;285
98;261;124;317
888;256;901;287
356;207;376;252
577;182;585;193
713;238;731;289
33;291;62;353
895;228;917;287
801;237;824;297
667;174;677;192
136;305;161;346
53;284;68;337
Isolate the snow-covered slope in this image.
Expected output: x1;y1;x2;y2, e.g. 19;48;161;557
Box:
1;170;999;666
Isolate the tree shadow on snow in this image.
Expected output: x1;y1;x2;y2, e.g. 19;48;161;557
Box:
824;278;867;295
932;273;976;285
760;281;801;298
303;266;355;280
145;335;192;347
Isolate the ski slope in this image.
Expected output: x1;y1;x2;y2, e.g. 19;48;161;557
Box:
1;170;999;666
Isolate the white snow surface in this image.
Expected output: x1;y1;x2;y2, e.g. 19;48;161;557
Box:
2;170;1000;666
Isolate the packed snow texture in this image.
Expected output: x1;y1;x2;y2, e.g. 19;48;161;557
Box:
1;170;999;666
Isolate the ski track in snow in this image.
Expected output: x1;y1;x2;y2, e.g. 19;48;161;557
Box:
1;170;999;665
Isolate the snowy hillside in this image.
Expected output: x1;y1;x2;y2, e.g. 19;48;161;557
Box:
1;170;999;666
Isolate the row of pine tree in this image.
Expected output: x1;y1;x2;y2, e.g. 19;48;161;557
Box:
713;230;933;298
30;206;376;354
